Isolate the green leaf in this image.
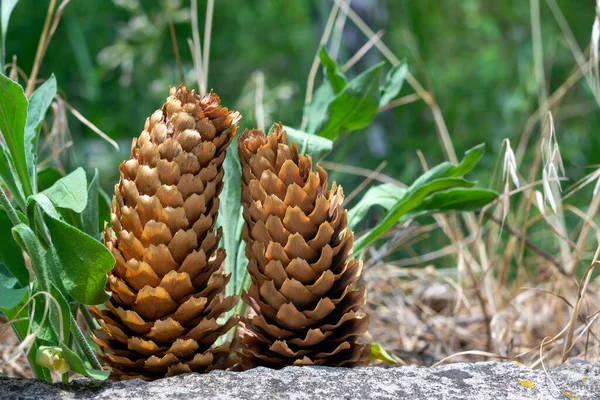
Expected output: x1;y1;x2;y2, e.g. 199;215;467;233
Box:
283;125;333;161
12;223;50;289
353;178;474;254
0;207;29;286
353;144;491;255
411;188;498;215
315;62;384;140
81;169;99;236
370;343;398;365
37;167;63;192
40;167;88;213
218;138;247;296
0;265;27;309
45;216;113;305
318;47;346;93
347;183;406;230
0;72;32;196
1;0;19;68
447;143;485;178
380;63;407;107
0;144;25;209
60;344;110;380
305;82;335;135
28;194;113;305
0;278;29;339
25;76;57;193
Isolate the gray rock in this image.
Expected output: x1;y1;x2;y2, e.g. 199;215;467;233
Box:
1;361;598;400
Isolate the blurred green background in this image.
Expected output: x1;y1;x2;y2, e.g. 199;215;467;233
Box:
6;0;598;217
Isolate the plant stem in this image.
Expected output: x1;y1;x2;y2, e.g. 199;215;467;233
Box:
79;304;98;331
0;188;22;226
70;312;102;370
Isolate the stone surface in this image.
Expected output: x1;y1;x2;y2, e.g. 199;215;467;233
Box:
0;361;598;399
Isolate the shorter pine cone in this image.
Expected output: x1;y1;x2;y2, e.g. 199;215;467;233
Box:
237;123;371;368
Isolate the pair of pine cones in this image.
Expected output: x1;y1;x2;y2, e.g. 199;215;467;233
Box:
91;86;370;380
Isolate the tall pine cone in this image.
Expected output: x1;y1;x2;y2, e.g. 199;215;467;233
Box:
91;86;241;380
237;123;370;368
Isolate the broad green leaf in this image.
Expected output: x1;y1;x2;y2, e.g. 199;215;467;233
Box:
380;63;407;107
0;284;27;309
60;344;110;380
354;178;474;254
0;282;29;340
28;194;113;305
218;138;246;296
37;167;63;192
1;0;19;68
347;183;406;230
283;125;333;161
370;343;398;365
353;144;491;254
0;72;31;196
25;75;57;193
81;169;99;236
0;207;29;286
318;47;346;93
447;143;485;178
411;188;498;215
44;216;113;305
305;82;335;135
315;62;384;140
0;144;25;209
0;264;27;308
40;167;88;213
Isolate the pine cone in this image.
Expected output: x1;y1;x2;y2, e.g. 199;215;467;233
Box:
91;85;241;380
237;123;370;368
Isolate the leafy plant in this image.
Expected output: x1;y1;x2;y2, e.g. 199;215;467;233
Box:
0;74;114;381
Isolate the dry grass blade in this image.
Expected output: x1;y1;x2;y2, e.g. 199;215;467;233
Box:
342;29;384;72
25;0;57;97
343;160;387;205
168;20;185;84
60;97;119;150
202;0;214;91
562;245;599;361
190;0;205;94
300;1;341;130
